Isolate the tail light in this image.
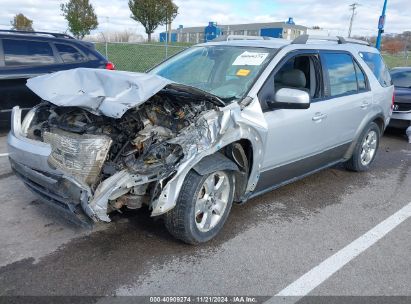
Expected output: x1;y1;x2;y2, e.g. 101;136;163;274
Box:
105;61;115;70
391;89;395;111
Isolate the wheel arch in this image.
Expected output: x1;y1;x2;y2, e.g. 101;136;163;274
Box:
193;139;255;202
343;114;385;161
223;139;255;202
192;152;239;176
372;116;385;135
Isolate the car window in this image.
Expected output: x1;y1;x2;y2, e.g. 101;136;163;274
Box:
354;61;367;91
390;70;411;88
55;43;86;63
160;51;214;84
150;46;276;101
359;52;392;87
274;54;322;99
3;39;56;66
323;53;357;97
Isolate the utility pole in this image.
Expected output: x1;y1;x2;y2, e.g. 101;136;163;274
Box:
100;16;110;59
376;0;388;50
164;22;168;58
348;3;359;38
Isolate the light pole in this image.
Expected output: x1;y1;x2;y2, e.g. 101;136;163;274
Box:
348;3;359;38
376;0;388;50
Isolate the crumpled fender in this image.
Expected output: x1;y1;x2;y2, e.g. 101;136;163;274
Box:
150;99;268;217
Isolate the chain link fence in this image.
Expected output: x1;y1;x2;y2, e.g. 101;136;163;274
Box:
382;52;410;68
94;42;411;71
95;42;189;72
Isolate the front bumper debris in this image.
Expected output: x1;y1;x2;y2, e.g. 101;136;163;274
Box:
9;158;93;227
8;107;96;225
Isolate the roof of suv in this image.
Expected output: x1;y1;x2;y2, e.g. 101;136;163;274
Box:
198;35;378;53
0;29;108;72
0;29;94;49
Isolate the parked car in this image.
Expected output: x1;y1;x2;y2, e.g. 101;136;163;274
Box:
8;35;394;244
389;67;411;141
0;30;114;127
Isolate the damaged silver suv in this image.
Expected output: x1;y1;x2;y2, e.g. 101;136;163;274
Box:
8;35;394;244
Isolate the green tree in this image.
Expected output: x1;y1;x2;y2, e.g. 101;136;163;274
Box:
128;0;178;42
11;13;34;31
61;0;98;39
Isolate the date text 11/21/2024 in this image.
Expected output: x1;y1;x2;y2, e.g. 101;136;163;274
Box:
149;296;259;303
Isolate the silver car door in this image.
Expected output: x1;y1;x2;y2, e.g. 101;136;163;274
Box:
320;52;372;146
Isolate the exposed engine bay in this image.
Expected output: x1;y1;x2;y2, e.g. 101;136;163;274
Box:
9;69;264;225
25;90;218;214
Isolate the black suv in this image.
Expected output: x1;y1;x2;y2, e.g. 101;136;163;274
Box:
0;30;114;127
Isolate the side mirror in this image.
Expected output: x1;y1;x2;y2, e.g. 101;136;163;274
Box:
268;88;310;110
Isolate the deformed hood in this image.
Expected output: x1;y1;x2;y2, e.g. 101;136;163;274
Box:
26;68;174;118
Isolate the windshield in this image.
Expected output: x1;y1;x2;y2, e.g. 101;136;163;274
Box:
390;69;411;88
150;46;276;101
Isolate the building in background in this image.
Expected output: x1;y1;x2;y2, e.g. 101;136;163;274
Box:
160;19;307;44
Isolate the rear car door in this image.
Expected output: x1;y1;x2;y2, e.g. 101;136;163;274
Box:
319;51;372;147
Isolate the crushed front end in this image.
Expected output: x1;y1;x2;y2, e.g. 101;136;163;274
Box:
8;88;222;224
8;68;267;226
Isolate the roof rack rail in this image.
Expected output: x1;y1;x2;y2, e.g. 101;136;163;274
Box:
291;34;370;46
0;29;74;39
228;35;274;41
214;35;274;42
337;36;370;46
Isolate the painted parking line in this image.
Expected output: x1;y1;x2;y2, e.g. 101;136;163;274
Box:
267;201;411;302
0;153;9;157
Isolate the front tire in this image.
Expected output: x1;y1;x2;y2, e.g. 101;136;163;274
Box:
344;122;380;172
165;169;234;244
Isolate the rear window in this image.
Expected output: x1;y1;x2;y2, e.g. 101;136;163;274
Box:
55;43;86;63
359;52;392;87
390;70;411;88
3;39;56;66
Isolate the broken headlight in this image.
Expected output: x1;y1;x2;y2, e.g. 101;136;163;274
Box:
43;129;112;186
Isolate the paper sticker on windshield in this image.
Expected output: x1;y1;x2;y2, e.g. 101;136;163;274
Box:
232;52;269;66
236;69;251;76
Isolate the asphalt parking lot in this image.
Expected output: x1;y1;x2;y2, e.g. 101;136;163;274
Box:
0;129;410;302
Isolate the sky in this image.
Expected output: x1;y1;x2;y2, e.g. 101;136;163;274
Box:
0;0;410;39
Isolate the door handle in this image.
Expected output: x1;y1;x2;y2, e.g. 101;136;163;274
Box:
312;112;328;122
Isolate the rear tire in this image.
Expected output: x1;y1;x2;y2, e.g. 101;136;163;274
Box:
344;122;380;172
165;169;234;244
